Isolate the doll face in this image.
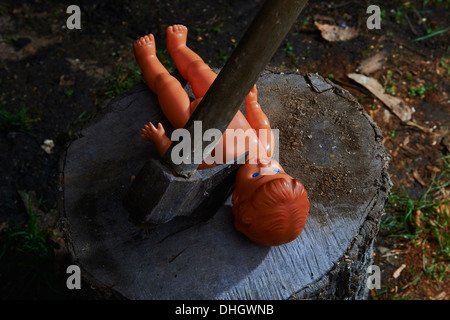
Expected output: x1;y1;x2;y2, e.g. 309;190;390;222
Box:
234;159;294;203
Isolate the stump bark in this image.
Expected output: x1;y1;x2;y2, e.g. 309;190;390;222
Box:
58;71;390;300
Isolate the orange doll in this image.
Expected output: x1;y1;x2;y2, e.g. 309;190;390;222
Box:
134;25;310;246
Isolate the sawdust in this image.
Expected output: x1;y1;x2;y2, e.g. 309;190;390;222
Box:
267;85;365;201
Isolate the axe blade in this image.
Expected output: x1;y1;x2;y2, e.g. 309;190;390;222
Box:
123;157;243;226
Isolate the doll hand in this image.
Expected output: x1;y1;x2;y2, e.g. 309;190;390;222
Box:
141;122;166;143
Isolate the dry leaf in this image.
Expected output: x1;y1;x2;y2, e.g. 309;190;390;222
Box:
347;73;412;122
0;221;8;232
59;75;75;86
414;209;422;228
393;264;406;279
433;292;447;300
314;21;358;42
412;169;427;187
358;51;387;75
426;165;441;173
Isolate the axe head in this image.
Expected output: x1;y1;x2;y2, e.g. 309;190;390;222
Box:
123;157;243;226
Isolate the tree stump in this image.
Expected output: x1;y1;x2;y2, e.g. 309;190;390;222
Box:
59;71;390;300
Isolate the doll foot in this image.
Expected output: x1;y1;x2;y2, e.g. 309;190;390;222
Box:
245;85;258;104
134;34;157;59
167;24;188;54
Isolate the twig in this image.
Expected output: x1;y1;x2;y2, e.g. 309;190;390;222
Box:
333;78;371;95
386;37;428;58
403;13;421;37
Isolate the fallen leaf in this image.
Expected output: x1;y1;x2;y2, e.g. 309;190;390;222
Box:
433;292;447;300
314;21;358;42
426;165;441;173
347;73;412;122
0;221;8;232
402;136;410;146
393;264;406;279
358;51;387;75
413;169;427;187
59;75;75;86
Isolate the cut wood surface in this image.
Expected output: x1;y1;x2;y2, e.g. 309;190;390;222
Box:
59;71;390;299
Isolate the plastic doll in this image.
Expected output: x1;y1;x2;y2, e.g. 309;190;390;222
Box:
134;25;310;246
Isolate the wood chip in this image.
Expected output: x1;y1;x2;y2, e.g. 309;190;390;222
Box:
347;73;412;122
393;264;406;279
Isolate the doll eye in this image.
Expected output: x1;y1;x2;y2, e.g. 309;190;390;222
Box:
274;169;281;173
252;172;261;177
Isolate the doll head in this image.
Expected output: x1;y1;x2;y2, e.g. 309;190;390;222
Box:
232;159;310;246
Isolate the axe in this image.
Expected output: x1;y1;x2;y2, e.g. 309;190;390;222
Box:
123;0;309;226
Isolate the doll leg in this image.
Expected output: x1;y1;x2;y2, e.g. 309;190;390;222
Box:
166;25;217;99
134;34;191;129
245;86;274;158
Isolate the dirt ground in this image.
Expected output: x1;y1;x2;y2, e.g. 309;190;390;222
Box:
0;0;448;299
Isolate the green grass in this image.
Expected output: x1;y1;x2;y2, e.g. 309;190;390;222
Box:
105;61;142;98
216;48;228;67
0;192;64;298
383;157;449;245
382;155;449;279
383;70;397;95
1;196;55;260
0;107;36;133
407;83;438;97
439;58;450;76
283;41;299;68
192;22;224;36
156;49;174;73
413;26;450;42
423;255;450;282
383;80;397;95
381;155;449;285
66;110;90;141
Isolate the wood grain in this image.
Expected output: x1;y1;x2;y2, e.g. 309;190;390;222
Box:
59;72;390;299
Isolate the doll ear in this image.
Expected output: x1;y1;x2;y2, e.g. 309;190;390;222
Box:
232;192;239;206
241;211;252;224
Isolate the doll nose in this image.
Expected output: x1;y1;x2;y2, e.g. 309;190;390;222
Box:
260;165;276;175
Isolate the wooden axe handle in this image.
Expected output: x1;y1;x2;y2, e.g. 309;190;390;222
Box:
163;0;308;177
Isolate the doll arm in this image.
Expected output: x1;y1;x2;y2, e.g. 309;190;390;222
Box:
141;122;172;157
